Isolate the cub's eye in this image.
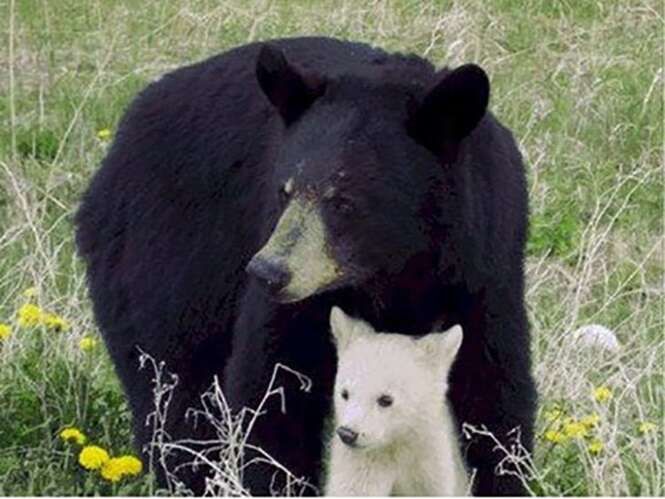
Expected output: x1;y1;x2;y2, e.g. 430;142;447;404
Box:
377;394;393;408
340;389;349;401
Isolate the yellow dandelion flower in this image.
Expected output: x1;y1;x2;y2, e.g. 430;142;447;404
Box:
638;421;657;435
60;427;86;445
79;337;98;352
100;458;125;482
17;303;43;327
0;323;11;341
22;287;38;300
588;439;604;455
100;455;142;482
116;455;143;475
544;406;565;422
42;313;70;332
97;128;112;141
79;445;110;470
593;386;612;403
544;430;567;444
581;412;600;429
564;421;588;439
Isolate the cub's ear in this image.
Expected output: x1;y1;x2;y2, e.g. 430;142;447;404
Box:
438;324;463;367
416;324;464;371
330;306;366;352
407;64;489;163
256;44;326;125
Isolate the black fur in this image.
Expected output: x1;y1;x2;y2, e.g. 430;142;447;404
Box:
76;36;536;495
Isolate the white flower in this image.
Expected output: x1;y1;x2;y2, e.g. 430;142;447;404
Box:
571;324;620;352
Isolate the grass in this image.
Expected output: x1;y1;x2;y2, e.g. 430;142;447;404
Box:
0;0;662;495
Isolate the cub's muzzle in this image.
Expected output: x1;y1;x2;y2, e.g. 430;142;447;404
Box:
336;426;359;447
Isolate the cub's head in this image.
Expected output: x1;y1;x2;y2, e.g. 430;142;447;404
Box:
329;306;463;451
246;44;490;303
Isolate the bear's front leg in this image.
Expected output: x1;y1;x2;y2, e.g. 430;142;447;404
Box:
223;291;336;496
448;287;537;496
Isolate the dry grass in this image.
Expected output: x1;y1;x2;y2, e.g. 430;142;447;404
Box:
140;354;316;496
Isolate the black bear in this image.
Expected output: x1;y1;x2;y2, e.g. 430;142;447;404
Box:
76;36;536;495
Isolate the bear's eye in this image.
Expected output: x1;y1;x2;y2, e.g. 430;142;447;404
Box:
332;196;354;215
279;178;294;203
377;394;393;408
340;389;349;401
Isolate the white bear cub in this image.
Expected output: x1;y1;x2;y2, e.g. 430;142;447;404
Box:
325;307;468;496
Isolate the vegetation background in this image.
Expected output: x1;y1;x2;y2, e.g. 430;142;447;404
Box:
0;0;662;495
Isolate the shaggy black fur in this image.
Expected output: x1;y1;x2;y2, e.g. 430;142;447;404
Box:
76;36;536;496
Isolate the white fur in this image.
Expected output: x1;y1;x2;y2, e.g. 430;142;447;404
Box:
325;307;469;496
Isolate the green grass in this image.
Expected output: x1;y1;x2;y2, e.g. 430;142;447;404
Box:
1;0;662;495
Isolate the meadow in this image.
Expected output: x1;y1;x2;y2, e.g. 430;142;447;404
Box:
0;0;662;495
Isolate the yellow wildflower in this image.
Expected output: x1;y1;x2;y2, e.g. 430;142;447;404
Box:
580;412;600;429
100;455;143;482
42;312;70;331
17;303;43;327
544;406;565;422
118;456;143;475
22;287;38;300
544;430;567;444
638;421;657;435
97;128;112;141
100;459;124;482
116;455;143;475
593;386;612;403
0;323;11;341
79;337;98;352
79;445;110;470
60;427;86;445
564;421;588;439
588;439;604;455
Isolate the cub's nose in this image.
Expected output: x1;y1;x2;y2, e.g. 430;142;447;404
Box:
246;256;291;293
336;426;358;447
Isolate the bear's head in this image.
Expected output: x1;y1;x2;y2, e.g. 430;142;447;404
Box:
247;44;489;303
329;306;463;451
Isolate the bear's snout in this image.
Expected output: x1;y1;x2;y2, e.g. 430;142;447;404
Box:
246;255;291;294
336;426;359;447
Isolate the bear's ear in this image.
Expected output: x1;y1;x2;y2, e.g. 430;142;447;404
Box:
256;44;326;126
330;306;366;352
407;64;489;163
416;324;463;372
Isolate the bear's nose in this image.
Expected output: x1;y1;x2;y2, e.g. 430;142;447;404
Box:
246;255;291;293
336;426;358;447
